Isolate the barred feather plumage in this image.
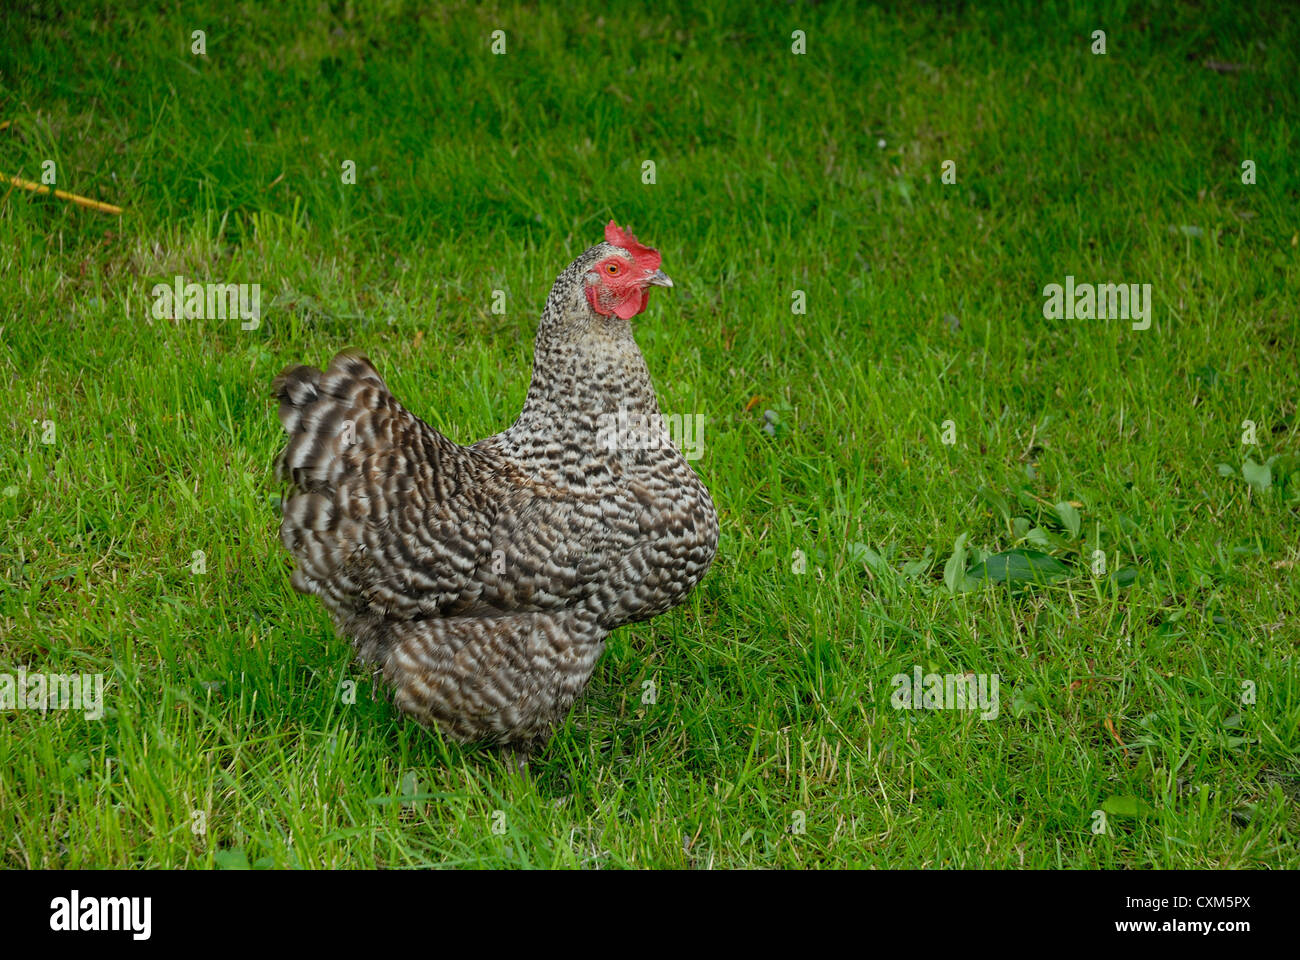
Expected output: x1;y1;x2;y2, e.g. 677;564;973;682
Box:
272;225;718;749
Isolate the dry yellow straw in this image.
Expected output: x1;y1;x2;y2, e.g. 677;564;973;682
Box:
5;174;124;214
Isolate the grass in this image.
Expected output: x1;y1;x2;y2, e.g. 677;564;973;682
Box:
1;0;1297;869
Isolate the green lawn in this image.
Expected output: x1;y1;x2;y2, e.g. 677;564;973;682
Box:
1;0;1297;868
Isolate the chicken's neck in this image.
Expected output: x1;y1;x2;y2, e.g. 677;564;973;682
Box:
493;315;669;484
517;320;660;436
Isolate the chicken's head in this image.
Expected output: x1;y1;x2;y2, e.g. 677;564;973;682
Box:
583;220;674;320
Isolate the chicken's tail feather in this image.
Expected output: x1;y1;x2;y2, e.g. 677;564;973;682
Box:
272;349;402;616
273;349;482;624
273;349;388;493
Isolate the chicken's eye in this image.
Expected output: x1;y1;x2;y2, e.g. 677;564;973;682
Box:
605;262;620;275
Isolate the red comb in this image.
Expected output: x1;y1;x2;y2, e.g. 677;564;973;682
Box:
605;220;662;273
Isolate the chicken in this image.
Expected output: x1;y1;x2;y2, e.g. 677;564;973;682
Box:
272;221;719;751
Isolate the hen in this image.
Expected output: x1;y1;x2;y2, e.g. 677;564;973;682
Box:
272;221;719;751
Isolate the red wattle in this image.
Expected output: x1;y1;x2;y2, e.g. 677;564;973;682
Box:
613;290;647;319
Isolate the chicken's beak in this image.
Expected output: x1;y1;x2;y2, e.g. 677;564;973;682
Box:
646;269;674;288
